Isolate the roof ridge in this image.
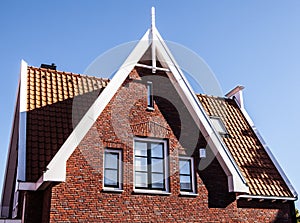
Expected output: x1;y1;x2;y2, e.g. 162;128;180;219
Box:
196;93;228;100
28;66;110;81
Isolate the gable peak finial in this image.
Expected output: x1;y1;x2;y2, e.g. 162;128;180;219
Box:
151;7;156;29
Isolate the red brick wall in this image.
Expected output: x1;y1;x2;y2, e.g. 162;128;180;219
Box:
48;68;293;222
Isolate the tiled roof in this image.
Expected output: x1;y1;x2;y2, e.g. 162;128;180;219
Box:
26;66;109;181
24;65;293;198
197;94;292;197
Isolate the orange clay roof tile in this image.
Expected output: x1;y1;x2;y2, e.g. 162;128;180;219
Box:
197;94;292;197
26;66;109;181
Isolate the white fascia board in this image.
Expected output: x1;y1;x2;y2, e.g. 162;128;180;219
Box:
0;98;19;217
43;30;151;182
240;107;298;198
0;220;21;223
237;194;297;201
1;60;27;217
17;112;26;182
18;174;46;191
17;60;28;182
153;29;249;193
19;60;28;113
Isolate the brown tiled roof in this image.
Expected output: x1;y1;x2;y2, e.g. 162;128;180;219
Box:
197;94;292;197
26;66;109;181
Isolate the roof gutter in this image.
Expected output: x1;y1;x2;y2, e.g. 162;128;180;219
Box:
237;194;297;202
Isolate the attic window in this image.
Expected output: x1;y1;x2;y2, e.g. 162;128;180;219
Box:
147;81;154;109
210;117;229;137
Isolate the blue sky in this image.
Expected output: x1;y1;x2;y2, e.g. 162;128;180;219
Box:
0;0;299;209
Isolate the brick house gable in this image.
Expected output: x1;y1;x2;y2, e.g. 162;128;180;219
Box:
1;63;297;222
46;67;294;222
1;8;297;222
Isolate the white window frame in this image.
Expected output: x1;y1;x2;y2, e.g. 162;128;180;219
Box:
103;148;123;192
133;137;170;195
210;116;229;136
179;156;197;196
147;81;154;110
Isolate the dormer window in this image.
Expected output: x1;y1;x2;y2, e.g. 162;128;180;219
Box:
210;116;229;137
147;81;154;109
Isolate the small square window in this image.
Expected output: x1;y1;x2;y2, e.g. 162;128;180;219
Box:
104;149;122;191
210;117;229;136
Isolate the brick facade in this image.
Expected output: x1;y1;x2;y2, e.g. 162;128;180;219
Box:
43;68;293;222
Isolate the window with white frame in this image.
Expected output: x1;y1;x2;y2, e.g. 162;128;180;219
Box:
179;156;196;193
147;81;154;109
134;138;168;192
210;116;228;136
104;149;122;190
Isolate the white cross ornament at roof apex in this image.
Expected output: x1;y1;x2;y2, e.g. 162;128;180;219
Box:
135;7;171;73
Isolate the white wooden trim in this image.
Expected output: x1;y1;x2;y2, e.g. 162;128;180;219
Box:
17;60;28;182
19;60;28;113
39;23;249;193
0;220;22;223
0;60;27;217
237;194;297;201
43;30;151;182
133;189;171;196
153;29;248;193
17;112;26;182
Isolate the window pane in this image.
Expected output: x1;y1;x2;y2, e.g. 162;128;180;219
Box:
135;141;147;156
135;172;148;188
105;153;118;169
151;143;163;158
147;82;153;107
179;160;191;175
151;173;164;189
210;117;227;135
104;169;118;186
180;175;192;191
135;157;148;171
151;158;164;173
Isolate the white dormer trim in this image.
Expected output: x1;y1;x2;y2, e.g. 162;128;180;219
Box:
39;8;249;193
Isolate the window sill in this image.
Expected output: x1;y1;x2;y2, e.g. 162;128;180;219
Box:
133;189;171;196
146;107;155;111
179;191;198;197
102;187;124;193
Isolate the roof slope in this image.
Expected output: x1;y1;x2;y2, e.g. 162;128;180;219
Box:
26;66;108;181
197;94;292;197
